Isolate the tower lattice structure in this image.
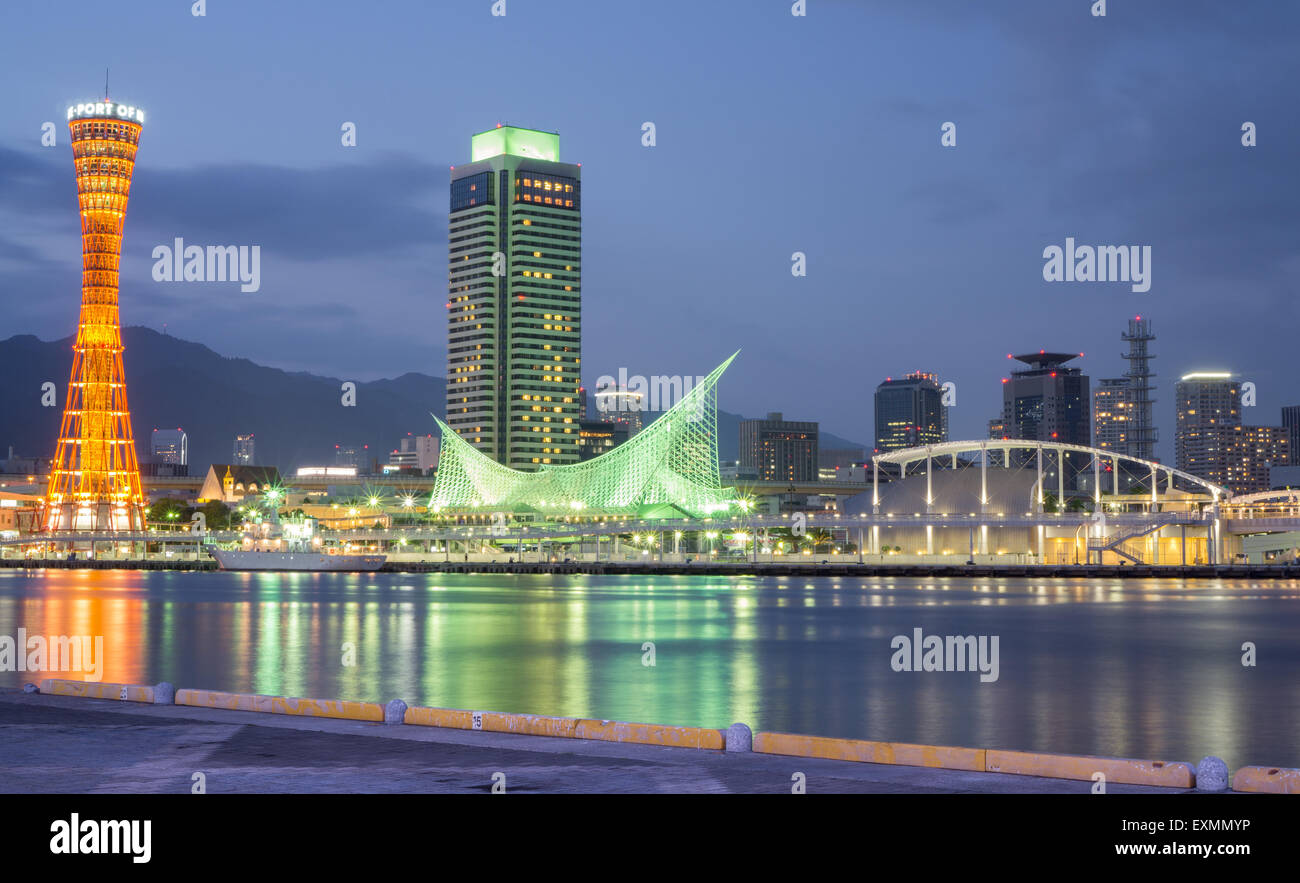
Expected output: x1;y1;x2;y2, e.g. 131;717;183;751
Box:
45;102;147;531
1121;316;1158;463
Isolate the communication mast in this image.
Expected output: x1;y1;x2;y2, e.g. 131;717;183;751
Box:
1121;316;1157;462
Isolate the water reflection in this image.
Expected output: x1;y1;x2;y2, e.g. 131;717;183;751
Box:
0;570;1297;769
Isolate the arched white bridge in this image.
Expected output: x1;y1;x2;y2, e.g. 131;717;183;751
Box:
870;439;1230;512
1220;488;1300;507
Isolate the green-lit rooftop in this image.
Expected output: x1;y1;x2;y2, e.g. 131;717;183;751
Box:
470;125;562;163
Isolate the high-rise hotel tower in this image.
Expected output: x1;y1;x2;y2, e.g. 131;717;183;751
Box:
446;126;581;470
45;99;148;531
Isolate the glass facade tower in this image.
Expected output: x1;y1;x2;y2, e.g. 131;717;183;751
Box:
446;126;581;470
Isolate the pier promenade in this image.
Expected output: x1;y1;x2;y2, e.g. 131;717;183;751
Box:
0;688;1197;795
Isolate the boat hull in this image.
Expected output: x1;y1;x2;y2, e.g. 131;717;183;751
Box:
210;549;386;572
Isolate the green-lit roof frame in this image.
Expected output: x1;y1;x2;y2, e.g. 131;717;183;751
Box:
431;353;740;518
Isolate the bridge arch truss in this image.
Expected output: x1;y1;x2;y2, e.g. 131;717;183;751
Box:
870;439;1229;513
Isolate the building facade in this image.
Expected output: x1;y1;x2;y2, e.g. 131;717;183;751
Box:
592;386;645;436
1282;405;1300;462
1229;425;1290;493
1175;373;1240;485
151;428;187;465
388;434;440;473
578;420;629;461
874;372;947;453
198;465;283;504
1002;352;1090;447
446;125;582;470
1001;352;1090;482
739;412;819;482
233;434;255;466
1093;378;1133;454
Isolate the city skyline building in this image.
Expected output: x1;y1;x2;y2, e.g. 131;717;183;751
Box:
593;386;645;436
150;428;187;465
45;99;149;531
233;433;255;466
873;371;947;453
1175;372;1290;494
388;433;439;473
1001;351;1090;482
1093;377;1134;455
739;412;819;482
446;125;582;471
1282;404;1300;463
1174;372;1241;487
1231;425;1290;493
578;420;629;461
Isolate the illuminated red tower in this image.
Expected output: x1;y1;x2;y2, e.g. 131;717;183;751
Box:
45;99;148;531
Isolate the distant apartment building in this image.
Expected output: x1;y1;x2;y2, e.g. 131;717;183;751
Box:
334;444;374;473
740;412;819;482
1093;378;1134;454
143;428;188;477
151;428;187;464
0;447;43;475
388;434;440;473
1229;425;1290;493
593;386;645;436
578;420;629;461
1174;373;1288;493
818;447;865;481
233;434;255;465
1175;373;1240;484
873;372;947;453
1283;405;1300;462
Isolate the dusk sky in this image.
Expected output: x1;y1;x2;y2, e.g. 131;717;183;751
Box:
2;0;1297;459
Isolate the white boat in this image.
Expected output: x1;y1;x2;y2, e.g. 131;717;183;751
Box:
208;513;385;572
209;548;385;572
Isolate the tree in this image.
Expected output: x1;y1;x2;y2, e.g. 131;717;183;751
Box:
198;499;232;530
146;498;191;525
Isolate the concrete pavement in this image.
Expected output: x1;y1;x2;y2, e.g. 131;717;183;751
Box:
0;689;1192;794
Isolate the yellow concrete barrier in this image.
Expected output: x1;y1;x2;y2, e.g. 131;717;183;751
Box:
575;719;724;750
175;688;383;722
1232;765;1300;794
402;705;723;749
403;706;476;729
40;678;154;703
985;749;1195;787
483;711;580;739
754;731;985;771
